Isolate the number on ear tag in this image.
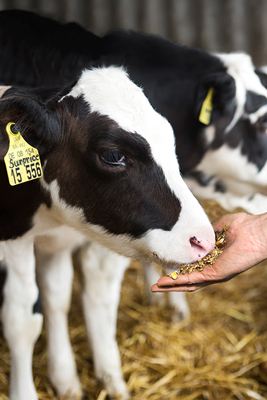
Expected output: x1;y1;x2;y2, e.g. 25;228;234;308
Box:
199;87;214;125
4;122;43;186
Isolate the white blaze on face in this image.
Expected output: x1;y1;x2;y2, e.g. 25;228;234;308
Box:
65;66;215;264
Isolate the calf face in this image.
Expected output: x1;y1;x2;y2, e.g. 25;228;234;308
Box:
0;67;215;265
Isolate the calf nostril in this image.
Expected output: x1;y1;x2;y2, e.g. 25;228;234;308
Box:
190;236;201;247
190;236;208;257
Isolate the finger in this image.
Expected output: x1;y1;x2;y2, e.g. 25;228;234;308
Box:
156;271;204;287
151;283;200;292
156;275;179;286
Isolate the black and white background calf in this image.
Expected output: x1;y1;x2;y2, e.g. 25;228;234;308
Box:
184;53;267;215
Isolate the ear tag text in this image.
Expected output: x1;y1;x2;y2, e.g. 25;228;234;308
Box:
199;87;214;125
4;122;43;186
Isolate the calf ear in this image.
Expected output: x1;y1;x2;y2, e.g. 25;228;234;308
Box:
245;90;267;114
196;73;236;125
245;69;267;114
0;94;61;159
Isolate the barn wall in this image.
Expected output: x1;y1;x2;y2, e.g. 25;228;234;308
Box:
0;0;267;66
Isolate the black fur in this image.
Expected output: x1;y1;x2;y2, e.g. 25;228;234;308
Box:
245;91;267;114
0;264;6;307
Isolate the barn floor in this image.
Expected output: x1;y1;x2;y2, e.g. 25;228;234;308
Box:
1;201;267;400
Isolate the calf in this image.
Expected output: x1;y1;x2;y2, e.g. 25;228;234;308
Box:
2;10;267;399
0;67;215;400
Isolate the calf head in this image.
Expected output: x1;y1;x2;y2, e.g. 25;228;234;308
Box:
188;54;267;199
0;67;215;266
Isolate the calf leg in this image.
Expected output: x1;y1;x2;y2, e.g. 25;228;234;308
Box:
0;239;42;400
78;242;131;399
142;261;190;321
36;248;82;399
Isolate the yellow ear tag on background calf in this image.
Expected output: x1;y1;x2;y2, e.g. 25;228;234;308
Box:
199;87;214;125
4;122;43;186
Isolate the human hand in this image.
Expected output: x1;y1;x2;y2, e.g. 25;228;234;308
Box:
151;212;267;292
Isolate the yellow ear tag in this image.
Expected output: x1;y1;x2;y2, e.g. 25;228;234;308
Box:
4;122;43;186
199;87;214;125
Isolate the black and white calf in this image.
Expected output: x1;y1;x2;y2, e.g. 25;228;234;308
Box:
2;10;267;399
0;66;215;400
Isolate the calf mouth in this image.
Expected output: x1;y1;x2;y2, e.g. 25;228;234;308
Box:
151;226;228;276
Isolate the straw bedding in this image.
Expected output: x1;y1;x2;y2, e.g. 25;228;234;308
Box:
1;200;267;400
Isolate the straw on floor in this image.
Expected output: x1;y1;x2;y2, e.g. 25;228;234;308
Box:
1;200;267;400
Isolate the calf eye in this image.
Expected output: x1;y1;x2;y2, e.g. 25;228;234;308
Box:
101;149;126;166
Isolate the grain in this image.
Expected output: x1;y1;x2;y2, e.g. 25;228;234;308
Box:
169;226;228;279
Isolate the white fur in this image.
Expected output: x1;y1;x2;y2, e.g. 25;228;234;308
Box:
1;238;42;400
259;66;267;74
35;229;83;399
79;241;130;399
35;229;131;399
204;124;216;145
